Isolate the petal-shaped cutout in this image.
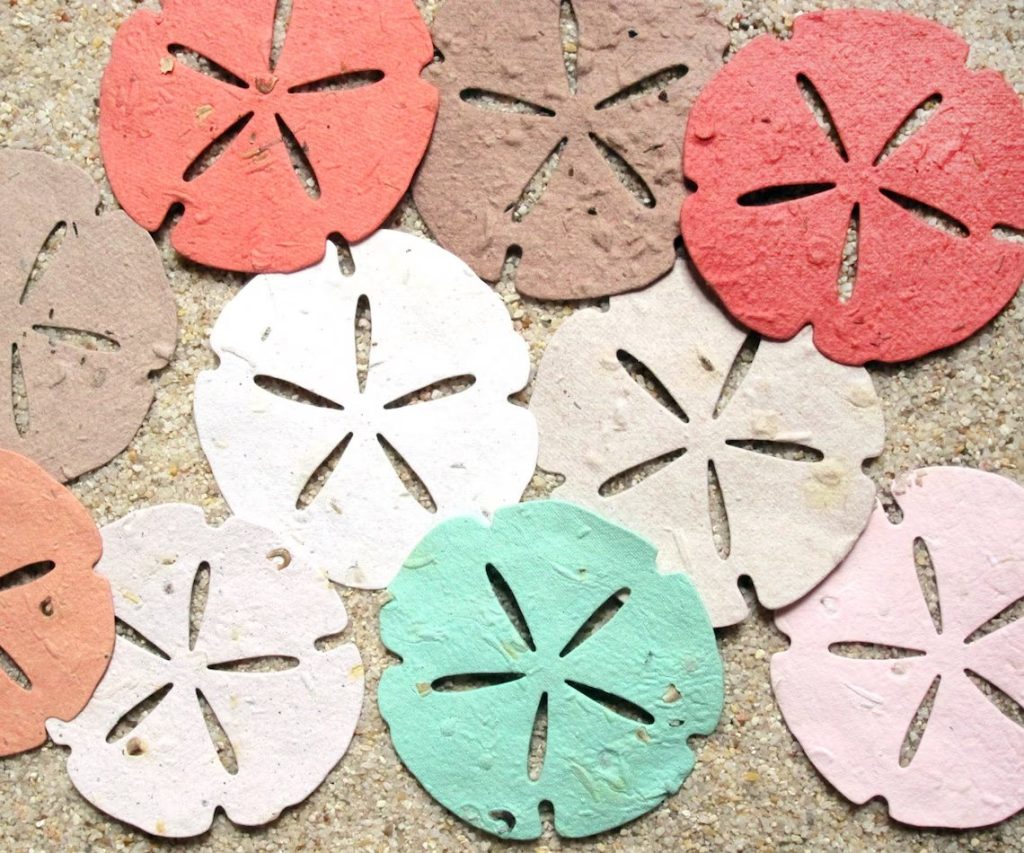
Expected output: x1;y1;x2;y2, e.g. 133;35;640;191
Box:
531;260;883;626
0;151;177;482
0;449;112;757
195;232;536;589
682;9;1024;364
414;0;727;299
379;501;723;840
100;0;438;273
772;467;1024;828
47;504;363;838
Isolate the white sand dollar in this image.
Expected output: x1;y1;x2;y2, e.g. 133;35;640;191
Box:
531;260;885;626
47;504;363;838
195;231;537;589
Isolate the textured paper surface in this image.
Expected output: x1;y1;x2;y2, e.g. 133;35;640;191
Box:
195;231;537;589
48;503;363;838
100;0;438;273
379;500;723;840
0;449;112;757
0;149;177;482
531;259;884;626
414;0;727;300
773;468;1024;828
682;9;1024;365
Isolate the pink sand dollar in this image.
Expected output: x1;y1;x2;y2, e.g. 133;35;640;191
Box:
772;467;1024;828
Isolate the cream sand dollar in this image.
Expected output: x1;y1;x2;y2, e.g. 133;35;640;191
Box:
48;504;363;839
195;231;536;588
531;260;884;626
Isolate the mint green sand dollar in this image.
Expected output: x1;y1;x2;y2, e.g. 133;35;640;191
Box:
378;501;724;840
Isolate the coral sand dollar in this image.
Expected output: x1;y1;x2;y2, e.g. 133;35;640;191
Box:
100;0;438;272
682;10;1024;364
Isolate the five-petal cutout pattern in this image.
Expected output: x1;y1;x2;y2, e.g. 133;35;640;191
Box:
414;0;728;299
195;231;537;589
682;9;1024;365
48;504;363;838
531;259;884;627
772;467;1024;829
0;150;177;482
0;448;113;757
100;0;438;273
379;501;723;840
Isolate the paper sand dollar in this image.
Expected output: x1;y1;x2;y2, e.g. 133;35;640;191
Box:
195;231;537;589
0;149;177;482
530;259;884;627
414;0;727;300
48;504;363;838
379;501;723;840
0;449;113;757
772;468;1024;829
100;0;438;273
682;10;1024;365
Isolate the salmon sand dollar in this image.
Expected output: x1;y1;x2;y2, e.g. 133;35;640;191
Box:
0;449;113;757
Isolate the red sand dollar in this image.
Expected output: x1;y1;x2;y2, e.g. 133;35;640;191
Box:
682;10;1024;365
100;0;438;273
0;449;113;757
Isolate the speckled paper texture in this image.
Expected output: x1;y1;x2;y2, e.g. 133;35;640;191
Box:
379;501;723;839
0;449;112;757
531;259;884;626
0;149;177;482
100;0;438;273
682;10;1024;365
195;231;537;589
414;0;727;300
48;504;363;838
773;467;1024;829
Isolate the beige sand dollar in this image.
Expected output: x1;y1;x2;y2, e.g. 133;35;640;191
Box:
531;259;885;626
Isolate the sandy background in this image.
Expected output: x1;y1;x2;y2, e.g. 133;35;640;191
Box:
1;0;1023;849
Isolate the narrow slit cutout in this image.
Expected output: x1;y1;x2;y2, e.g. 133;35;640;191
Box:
838;203;859;303
275;114;321;199
20;221;66;304
196;688;239;774
384;375;476;410
168;45;249;88
377;434;438;514
796;73;848;161
188;561;211;651
430;672;525;692
874;94;942;166
707;460;730;560
289;69;383;94
616;349;687;422
183;112;255;182
508;137;568;222
106;683;173;743
10;344;28;438
712;336;760;419
486;563;536;651
913;537;942;634
565;680;654;724
598;448;686;497
879;189;969;238
594;65;689;110
0;561;54;592
296;433;353;510
254;375;342;410
528;693;548;781
588;133;656;208
738;183;836;207
899;675;941;767
459;88;555;117
32;326;121;352
560;588;630;656
725;440;824;462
